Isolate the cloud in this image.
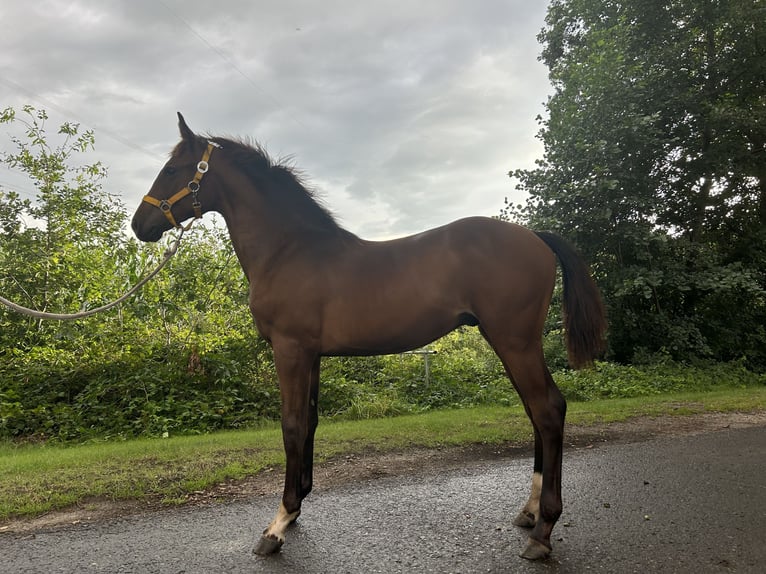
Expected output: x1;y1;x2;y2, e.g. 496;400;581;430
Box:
0;0;548;238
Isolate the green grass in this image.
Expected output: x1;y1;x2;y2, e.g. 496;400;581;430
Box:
1;386;764;522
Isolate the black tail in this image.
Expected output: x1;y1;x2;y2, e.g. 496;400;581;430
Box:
535;232;607;368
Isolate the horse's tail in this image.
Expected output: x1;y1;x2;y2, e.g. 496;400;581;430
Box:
534;231;607;369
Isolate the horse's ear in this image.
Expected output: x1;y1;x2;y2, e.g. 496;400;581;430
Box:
177;112;195;142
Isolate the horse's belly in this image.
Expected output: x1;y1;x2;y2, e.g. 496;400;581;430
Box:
319;305;466;356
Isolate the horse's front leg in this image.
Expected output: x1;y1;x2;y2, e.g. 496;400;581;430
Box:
254;342;318;555
301;357;321;495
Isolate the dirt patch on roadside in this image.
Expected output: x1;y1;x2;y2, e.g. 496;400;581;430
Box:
2;410;764;535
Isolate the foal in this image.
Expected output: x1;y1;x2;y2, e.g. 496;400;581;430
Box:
131;114;606;560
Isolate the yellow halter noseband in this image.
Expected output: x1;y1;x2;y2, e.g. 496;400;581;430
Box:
142;141;221;230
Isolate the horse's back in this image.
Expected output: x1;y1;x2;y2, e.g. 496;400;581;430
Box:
316;217;556;354
431;216;557;290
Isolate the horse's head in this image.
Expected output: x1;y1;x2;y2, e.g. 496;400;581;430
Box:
131;113;220;242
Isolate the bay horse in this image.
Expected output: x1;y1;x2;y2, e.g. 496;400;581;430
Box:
131;113;606;560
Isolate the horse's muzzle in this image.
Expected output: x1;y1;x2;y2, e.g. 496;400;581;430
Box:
131;215;165;243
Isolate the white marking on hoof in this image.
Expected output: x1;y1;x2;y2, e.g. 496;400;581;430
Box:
260;502;300;551
516;472;542;527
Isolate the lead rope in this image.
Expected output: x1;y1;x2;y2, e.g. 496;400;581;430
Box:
0;229;186;321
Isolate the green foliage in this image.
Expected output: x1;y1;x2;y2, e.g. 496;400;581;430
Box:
0;105;128;347
0;221;283;440
320;328;515;419
0;337;280;441
509;0;766;367
0;105;279;441
555;360;765;402
2;102;764;443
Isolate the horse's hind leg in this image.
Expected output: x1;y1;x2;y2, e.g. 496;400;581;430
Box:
492;341;566;560
512;428;543;529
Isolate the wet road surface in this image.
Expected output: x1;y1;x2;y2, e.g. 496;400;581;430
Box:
3;424;765;573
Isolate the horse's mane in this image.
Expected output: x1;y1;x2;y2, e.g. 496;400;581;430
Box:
202;135;345;234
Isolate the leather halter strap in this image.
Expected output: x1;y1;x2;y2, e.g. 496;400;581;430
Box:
142;141;220;230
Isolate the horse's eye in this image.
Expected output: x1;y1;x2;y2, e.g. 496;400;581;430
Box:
164;165;177;176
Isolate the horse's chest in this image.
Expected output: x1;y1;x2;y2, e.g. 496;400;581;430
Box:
248;286;322;341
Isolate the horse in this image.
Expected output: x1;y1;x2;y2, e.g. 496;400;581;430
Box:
131;113;607;561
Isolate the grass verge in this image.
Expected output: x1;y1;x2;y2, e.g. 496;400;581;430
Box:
1;386;764;522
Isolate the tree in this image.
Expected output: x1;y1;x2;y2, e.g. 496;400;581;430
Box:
0;106;277;439
510;0;766;366
0;105;129;345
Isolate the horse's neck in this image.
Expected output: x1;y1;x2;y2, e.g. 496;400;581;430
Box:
213;179;355;284
215;196;281;282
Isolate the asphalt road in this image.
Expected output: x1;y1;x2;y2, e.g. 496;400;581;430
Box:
3;425;765;573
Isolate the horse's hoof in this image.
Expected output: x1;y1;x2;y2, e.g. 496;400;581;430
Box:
519;537;551;560
254;534;283;555
512;510;536;528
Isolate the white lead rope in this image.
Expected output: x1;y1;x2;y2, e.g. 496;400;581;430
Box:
0;230;185;321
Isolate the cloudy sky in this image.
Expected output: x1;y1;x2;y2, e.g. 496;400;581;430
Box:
0;0;550;240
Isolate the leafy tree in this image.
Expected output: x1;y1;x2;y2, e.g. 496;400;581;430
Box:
0;107;278;439
0;105;129;345
510;0;766;367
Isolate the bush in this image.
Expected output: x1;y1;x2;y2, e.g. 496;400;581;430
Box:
554;359;765;402
0;335;280;441
3;302;765;442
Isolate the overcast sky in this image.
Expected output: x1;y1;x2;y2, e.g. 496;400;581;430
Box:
0;0;550;240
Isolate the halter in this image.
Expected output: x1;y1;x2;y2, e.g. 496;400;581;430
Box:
142;141;222;230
